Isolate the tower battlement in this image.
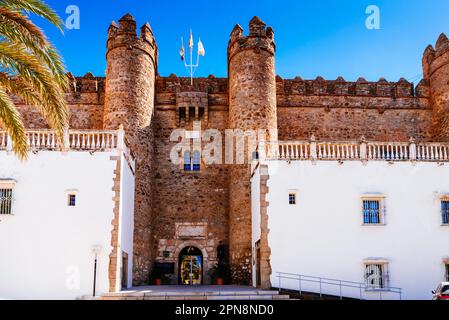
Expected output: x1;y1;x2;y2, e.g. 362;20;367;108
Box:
106;13;158;67
228;16;275;62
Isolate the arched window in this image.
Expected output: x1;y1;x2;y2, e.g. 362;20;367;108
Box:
192;151;201;171
184;151;191;171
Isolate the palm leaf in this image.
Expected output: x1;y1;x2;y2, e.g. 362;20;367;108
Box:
0;0;64;31
0;41;68;139
0;8;68;89
0;84;27;159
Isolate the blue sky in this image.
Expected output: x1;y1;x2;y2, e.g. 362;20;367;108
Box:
35;0;449;82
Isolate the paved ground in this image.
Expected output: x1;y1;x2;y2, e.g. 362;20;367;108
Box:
119;285;274;294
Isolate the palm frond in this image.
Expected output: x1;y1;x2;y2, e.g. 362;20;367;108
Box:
0;0;64;31
0;41;68;138
0;84;27;159
0;9;68;89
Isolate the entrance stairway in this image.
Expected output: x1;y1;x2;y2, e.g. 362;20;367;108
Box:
84;286;291;300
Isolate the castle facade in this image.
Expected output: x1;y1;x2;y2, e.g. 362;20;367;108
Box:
1;14;449;299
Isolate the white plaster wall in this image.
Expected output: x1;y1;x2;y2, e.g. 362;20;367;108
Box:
0;151;118;299
119;160;135;289
251;168;261;287
262;160;449;300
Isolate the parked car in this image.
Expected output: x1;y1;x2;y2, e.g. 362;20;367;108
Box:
432;282;449;300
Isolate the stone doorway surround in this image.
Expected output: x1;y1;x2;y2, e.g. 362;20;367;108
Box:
156;222;220;285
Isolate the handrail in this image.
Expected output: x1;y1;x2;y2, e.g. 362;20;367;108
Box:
266;138;449;163
276;272;402;300
0;128;136;173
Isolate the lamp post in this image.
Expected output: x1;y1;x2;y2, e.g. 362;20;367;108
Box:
91;245;102;297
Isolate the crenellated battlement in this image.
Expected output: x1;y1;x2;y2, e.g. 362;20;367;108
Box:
276;76;429;98
227;16;276;62
156;75;228;94
65;72;105;93
106;13;158;67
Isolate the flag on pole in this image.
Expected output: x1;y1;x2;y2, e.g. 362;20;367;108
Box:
188;30;194;49
179;37;185;61
198;38;205;56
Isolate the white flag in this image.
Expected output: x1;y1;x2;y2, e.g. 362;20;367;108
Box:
179;37;185;61
188;30;194;49
198;38;205;56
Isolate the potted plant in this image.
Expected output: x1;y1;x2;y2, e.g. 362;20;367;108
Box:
149;269;168;286
209;261;231;285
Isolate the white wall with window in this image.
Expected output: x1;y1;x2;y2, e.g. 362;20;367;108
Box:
0;150;135;300
252;160;449;300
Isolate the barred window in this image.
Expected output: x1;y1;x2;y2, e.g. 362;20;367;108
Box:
0;188;13;215
68;194;76;207
288;193;296;205
365;263;388;290
362;197;385;225
441;201;449;225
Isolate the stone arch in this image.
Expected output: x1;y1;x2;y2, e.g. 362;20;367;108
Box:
174;242;211;285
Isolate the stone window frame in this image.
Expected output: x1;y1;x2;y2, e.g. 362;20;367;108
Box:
0;179;16;215
440;196;449;226
361;194;386;226
363;258;390;291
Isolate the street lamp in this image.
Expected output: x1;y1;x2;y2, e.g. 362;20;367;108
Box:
91;245;102;297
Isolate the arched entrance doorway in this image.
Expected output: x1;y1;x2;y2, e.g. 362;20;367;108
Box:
178;246;203;285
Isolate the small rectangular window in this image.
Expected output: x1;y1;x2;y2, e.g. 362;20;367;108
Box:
289;193;296;205
441;201;449;225
365;263;388;290
361;197;385;225
0;188;13;215
68;194;76;207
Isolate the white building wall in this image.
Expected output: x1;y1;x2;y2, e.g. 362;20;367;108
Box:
119;159;135;289
251;167;261;287
258;160;449;300
0;150;133;300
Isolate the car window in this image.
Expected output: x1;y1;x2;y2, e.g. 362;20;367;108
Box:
442;285;449;294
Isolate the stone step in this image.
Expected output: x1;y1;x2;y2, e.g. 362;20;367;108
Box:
99;294;291;301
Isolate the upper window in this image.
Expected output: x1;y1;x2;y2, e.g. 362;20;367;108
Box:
68;194;76;207
0;187;13;215
365;262;388;290
441;200;449;225
288;193;296;205
361;196;385;225
183;150;201;172
445;264;449;282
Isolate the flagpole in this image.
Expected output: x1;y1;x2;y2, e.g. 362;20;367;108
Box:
190;30;193;85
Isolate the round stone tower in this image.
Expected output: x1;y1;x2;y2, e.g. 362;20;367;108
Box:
423;33;449;140
227;16;278;286
103;14;158;285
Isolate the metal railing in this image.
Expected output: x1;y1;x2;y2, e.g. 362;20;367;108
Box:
266;137;449;163
276;272;402;300
0;127;136;173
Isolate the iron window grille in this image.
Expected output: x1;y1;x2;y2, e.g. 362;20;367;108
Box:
0;188;13;215
362;198;385;225
288;193;296;205
68;194;76;207
441;201;449;225
365;263;388;290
